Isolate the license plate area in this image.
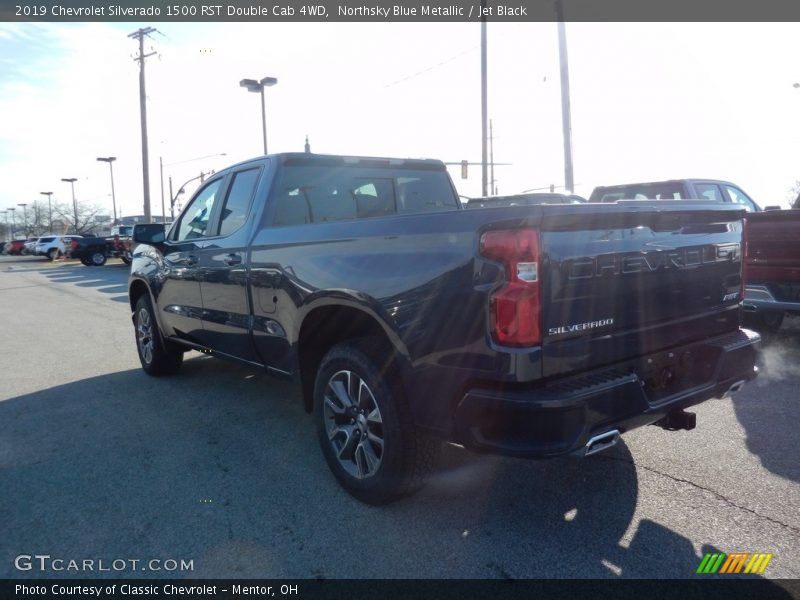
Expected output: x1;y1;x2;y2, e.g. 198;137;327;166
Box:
636;346;720;404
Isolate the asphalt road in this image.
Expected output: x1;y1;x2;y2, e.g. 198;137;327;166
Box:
1;255;798;582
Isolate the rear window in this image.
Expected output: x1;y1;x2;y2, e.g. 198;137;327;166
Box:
271;165;458;227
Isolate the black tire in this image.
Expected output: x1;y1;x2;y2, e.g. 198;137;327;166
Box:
743;310;784;335
133;294;183;376
47;248;61;261
314;339;439;505
80;258;91;266
121;253;132;266
89;251;107;266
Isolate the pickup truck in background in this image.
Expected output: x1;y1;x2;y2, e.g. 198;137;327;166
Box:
65;232;132;266
129;153;760;504
743;210;800;332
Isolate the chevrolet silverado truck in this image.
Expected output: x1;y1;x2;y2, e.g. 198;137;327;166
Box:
129;154;760;504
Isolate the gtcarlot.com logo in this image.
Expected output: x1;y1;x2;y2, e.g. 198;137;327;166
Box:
14;554;194;573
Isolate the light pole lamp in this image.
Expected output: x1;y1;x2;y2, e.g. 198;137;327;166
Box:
240;76;277;155
96;157;118;225
40;192;53;232
61;178;78;234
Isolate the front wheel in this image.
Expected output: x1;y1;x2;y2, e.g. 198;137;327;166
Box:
134;294;183;376
121;251;132;266
314;340;439;505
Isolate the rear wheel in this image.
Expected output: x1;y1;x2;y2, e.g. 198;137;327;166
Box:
314;339;439;505
80;258;91;266
134;294;183;376
89;251;107;266
47;248;61;261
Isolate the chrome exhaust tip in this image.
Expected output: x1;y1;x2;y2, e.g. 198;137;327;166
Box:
583;429;620;457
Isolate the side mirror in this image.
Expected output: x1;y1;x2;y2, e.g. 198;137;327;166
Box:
133;223;166;244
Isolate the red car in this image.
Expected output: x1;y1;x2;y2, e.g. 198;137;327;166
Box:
4;239;26;255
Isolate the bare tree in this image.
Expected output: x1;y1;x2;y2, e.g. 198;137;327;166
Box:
790;180;800;209
52;202;108;235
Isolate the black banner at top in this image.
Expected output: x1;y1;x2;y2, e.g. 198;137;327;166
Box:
2;0;800;22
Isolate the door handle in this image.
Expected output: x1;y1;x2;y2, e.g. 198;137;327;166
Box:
223;253;242;266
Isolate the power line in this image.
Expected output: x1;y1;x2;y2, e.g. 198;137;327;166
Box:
383;45;478;88
129;27;158;223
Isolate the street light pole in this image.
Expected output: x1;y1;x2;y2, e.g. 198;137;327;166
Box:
1;211;7;241
17;203;28;236
96;157;118;224
240;76;278;154
40;192;53;232
61;178;78;234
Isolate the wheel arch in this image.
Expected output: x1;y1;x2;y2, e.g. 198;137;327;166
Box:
296;303;409;414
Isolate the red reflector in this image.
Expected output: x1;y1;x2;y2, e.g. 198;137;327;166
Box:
480;228;541;347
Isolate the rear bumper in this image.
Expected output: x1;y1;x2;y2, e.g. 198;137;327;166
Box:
453;328;760;458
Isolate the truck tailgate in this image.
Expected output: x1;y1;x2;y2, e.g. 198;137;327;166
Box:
539;204;745;378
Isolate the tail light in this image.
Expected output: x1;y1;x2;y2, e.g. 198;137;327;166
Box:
480;228;541;346
70;239;78;251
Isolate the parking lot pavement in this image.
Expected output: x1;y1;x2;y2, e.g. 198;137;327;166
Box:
1;261;798;582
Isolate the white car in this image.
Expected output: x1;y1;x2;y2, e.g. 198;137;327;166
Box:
35;235;81;260
23;238;40;255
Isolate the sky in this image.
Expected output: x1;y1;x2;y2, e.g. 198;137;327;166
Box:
0;21;799;226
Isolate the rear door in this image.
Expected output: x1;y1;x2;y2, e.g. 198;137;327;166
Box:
540;205;744;378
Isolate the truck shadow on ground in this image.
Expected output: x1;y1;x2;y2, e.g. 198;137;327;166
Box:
1;356;787;584
732;316;800;484
37;261;130;303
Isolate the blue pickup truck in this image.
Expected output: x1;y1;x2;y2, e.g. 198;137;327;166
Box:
129;153;760;504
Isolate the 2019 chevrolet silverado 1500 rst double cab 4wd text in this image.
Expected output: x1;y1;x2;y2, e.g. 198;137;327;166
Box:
129;153;760;504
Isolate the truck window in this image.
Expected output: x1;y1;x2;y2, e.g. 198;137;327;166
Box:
217;168;261;237
270;166;458;227
723;185;758;212
693;183;724;203
174;179;223;241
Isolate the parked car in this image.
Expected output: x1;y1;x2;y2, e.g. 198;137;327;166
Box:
5;239;26;255
129;153;760;504
34;235;81;260
22;237;40;255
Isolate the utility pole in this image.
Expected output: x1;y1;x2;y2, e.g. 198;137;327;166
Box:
556;3;574;194
129;27;158;222
480;1;488;197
